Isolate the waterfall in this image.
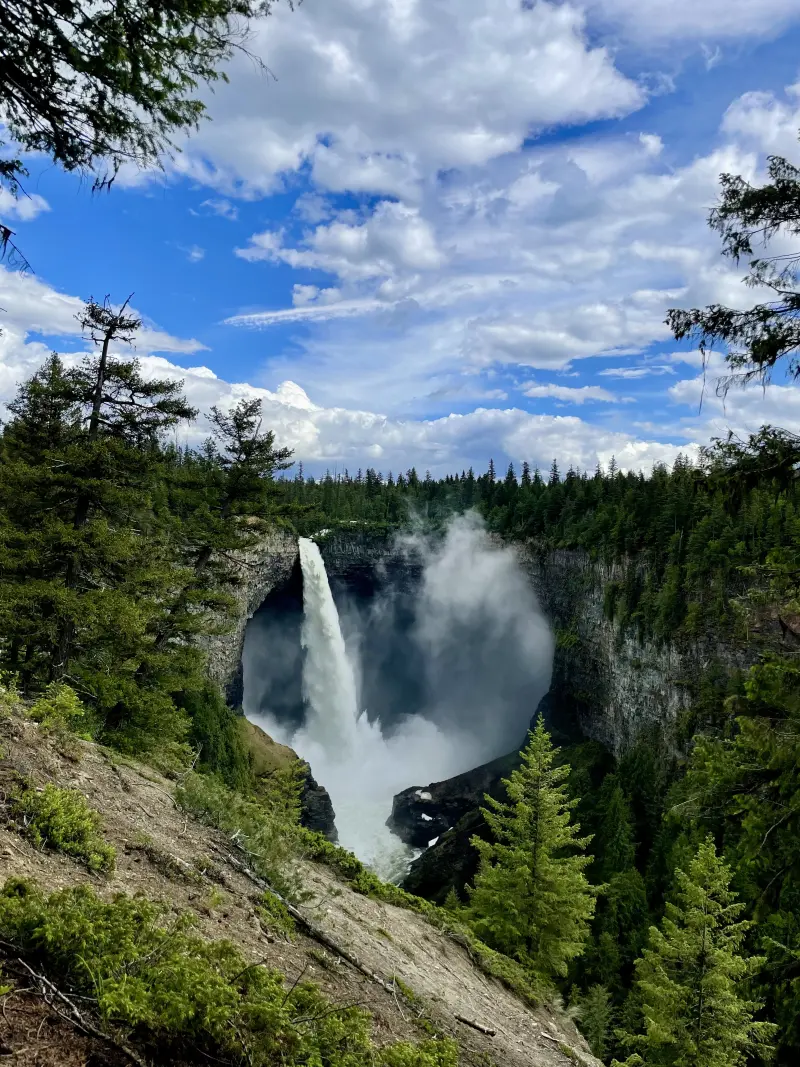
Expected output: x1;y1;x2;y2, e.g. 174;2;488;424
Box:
294;537;424;879
298;537;359;754
246;517;553;880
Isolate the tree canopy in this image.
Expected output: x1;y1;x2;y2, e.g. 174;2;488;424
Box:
667;148;800;392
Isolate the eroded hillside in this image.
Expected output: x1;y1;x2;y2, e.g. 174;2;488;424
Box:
0;710;599;1067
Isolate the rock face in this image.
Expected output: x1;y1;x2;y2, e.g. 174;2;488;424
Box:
300;768;338;839
520;547;751;756
201;526;299;706
388;748;521;850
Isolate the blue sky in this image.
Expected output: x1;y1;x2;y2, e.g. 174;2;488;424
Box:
3;0;800;476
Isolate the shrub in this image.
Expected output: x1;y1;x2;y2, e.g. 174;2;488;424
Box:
10;782;116;873
177;769;302;898
0;878;458;1067
30;683;91;737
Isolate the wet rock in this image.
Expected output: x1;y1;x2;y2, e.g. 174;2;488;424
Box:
300;767;338;841
388;748;520;850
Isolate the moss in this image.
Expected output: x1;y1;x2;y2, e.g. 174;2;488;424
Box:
9;782;115;873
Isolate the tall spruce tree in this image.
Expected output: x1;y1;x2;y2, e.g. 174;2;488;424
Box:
614;837;776;1067
467;716;598;980
0;300;198;750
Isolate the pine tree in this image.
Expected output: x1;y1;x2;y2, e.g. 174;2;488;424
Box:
467;716;598;980
613;837;776;1067
596;775;636;881
578;984;614;1060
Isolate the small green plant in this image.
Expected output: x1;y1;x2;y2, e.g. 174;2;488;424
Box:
0;672;20;716
29;684;91;737
177;769;302;898
10;782;116;873
0;878;458;1067
257;891;295;937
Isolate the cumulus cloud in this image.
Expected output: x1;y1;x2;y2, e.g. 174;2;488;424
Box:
0;188;49;222
153;0;644;199
0;268;700;476
236;201;445;280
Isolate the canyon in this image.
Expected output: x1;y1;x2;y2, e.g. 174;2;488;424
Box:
209;521;745;888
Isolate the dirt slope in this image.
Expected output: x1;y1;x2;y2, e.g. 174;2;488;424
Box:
0;713;600;1067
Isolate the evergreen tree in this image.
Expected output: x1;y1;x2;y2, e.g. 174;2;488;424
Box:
578;984;614;1060
614;837;776;1067
596;775;636;881
467;717;598;980
667;145;800;391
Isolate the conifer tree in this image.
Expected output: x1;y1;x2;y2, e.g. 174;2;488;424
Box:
596;775;636;882
467;716;597;980
579;984;614;1060
614;837;776;1067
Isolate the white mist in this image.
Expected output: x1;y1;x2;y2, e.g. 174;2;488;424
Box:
246;515;553;880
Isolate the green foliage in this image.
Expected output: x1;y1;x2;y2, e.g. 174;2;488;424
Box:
10;782;115;873
258;891;296;937
180;684;254;792
0;0;290;199
667;146;800;389
177;769;302;897
0;331;295;771
467;717;598;981
614;837;776;1067
29;683;91;737
0;878;457;1067
595;775;636;882
576;984;614;1060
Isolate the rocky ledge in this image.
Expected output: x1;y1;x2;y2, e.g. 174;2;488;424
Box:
388;748;520;851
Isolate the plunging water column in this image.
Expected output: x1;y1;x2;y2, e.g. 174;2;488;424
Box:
293;537;431;879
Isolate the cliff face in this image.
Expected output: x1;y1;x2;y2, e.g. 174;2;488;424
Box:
521;549;687;755
202;525;299;706
520;547;751;755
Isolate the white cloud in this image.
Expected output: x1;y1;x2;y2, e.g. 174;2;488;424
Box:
0;187;50;222
598;364;675;378
199;198;239;220
184;245;206;263
586;0;800;42
0;268;700;476
156;0;644;199
237;201;445;280
522;380;620;403
0;268;207;356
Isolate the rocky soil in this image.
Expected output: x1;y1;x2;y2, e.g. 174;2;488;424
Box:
0;711;600;1067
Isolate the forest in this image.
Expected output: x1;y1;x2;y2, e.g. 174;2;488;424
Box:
2;1;800;1064
1;308;799;1063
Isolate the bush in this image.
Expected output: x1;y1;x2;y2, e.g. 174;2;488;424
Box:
10;782;116;873
0;878;458;1067
177;770;302;898
30;683;92;737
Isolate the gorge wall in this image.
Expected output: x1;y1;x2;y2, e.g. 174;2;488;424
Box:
213;526;722;759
